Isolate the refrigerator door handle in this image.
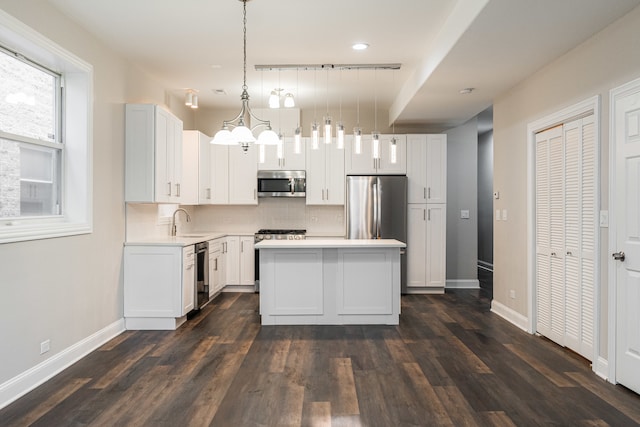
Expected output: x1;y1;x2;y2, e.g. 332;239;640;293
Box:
372;183;379;239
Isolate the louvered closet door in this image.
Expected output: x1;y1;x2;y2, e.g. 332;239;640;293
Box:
535;116;596;362
536;125;564;344
563;116;596;360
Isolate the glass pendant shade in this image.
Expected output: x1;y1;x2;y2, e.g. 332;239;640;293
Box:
284;93;295;108
257;128;279;145
268;90;279;108
372;132;380;159
311;122;320;150
231;125;256;143
337;123;345;149
294;127;302;154
390;137;397;164
324;117;332;145
212;128;236;145
354;127;362;154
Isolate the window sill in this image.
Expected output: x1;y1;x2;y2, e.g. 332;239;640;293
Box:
0;221;92;244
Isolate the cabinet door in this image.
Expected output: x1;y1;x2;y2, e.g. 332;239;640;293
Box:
325;138;345;205
378;134;406;174
407;204;427;288
426;204;446;288
198;132;212;204
239;236;255;285
407;135;428;203
225;236;240;285
305;137;327;205
346;134;376;175
426;134;447;203
154;108;171;203
180;130;200;205
229;144;258;205
209;240;223;296
210;145;229;204
182;246;195;314
282;136;306;170
170;116;183;203
257;144;281;170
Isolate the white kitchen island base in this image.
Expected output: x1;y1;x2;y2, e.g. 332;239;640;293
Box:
256;239;405;325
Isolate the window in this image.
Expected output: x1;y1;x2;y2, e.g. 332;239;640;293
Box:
0;47;62;218
0;10;93;243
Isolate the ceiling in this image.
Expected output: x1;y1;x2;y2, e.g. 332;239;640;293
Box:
48;0;640;132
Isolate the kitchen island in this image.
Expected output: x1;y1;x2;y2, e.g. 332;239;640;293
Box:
255;239;406;325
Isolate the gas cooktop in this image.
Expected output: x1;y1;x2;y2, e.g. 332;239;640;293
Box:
255;229;307;242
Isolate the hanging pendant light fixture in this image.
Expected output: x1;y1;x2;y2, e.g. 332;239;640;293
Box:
311;68;320;150
389;70;397;164
336;69;345;150
324;69;332;145
294;69;302;154
372;69;380;160
211;0;276;151
353;69;362;154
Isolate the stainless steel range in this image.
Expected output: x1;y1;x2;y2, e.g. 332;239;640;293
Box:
254;229;306;292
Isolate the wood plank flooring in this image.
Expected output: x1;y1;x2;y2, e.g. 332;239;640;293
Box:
2;290;639;426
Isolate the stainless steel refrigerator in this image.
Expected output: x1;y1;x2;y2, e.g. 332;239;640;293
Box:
346;175;407;292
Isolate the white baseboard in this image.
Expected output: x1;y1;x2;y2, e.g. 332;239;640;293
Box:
490;300;529;332
445;279;480;289
594;356;609;381
0;318;125;410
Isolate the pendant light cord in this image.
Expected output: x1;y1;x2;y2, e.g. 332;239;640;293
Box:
242;0;248;91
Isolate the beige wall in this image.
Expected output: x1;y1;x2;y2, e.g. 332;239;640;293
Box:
493;5;640;358
0;0;188;390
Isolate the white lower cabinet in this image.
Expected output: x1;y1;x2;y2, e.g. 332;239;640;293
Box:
208;238;225;297
222;235;255;290
124;244;195;330
407;204;446;291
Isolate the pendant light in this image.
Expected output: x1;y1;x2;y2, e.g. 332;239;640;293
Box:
372;69;380;160
353;69;362;154
324;69;332;145
293;69;302;154
336;69;345;149
311;69;320;150
212;0;276;151
389;70;398;164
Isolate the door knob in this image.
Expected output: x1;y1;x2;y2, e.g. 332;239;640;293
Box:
612;251;625;262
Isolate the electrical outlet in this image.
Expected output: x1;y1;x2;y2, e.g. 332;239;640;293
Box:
509;290;516;299
493;191;500;199
460;210;470;219
40;339;50;354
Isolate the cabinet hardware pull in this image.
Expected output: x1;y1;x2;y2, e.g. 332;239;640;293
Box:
167;182;172;196
207;188;211;199
254;189;257;200
326;188;328;200
214;259;218;271
428;209;431;221
428;187;431;199
613;251;625;262
423;209;426;220
176;183;181;197
424;188;426;200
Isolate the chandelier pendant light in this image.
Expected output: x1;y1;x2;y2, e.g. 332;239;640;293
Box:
212;0;277;151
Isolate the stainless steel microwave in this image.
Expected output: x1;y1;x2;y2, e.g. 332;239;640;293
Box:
257;170;306;198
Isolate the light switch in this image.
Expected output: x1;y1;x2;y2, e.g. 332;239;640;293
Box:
461;210;470;219
496;209;501;221
502;209;508;221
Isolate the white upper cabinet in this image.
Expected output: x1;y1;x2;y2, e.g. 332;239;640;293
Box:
125;104;184;203
181;130;211;205
228;144;258;205
258;136;306;170
346;134;406;175
306;137;345;205
407;134;447;204
210;145;229;204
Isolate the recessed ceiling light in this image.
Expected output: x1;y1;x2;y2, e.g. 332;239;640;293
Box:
213;89;227;95
459;87;475;95
352;43;369;51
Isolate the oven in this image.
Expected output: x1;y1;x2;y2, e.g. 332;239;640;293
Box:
254;229;306;292
194;241;210;309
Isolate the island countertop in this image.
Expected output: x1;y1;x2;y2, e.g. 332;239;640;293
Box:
255;238;406;249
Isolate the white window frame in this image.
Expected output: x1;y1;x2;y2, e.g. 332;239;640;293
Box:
0;9;93;243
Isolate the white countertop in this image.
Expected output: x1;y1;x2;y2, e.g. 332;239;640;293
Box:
255;238;406;249
125;232;228;247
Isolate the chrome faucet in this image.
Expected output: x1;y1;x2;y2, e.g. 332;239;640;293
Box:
171;208;191;236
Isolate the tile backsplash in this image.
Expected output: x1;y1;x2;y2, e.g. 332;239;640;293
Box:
125;199;345;240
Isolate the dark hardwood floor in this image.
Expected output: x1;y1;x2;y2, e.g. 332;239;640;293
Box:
2;290;639;426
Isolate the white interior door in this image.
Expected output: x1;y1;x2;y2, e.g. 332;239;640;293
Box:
613;80;640;394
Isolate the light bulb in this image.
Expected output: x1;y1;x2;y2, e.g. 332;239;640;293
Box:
390;138;397;164
324;116;332;145
284;93;295;108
